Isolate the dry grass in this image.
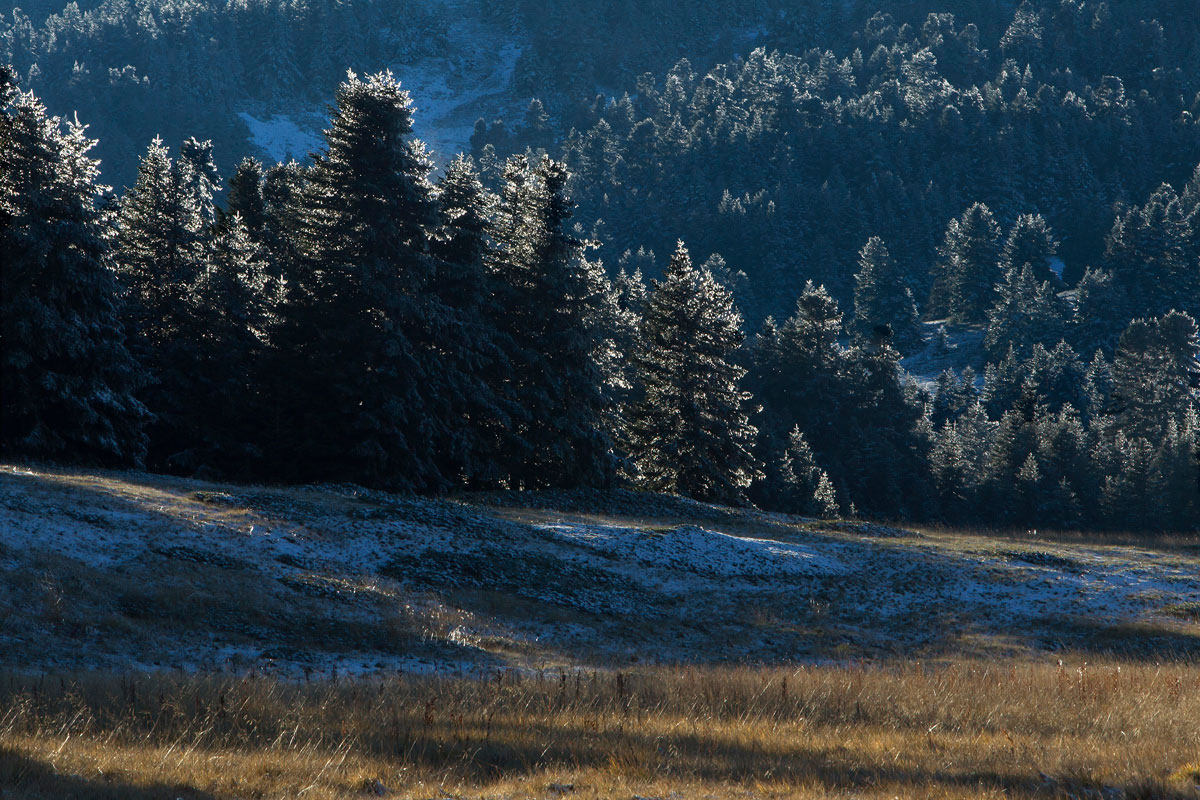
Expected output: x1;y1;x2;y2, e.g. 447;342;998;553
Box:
2;660;1199;799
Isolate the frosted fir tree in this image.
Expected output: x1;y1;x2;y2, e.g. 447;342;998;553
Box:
114;137;207;360
984;264;1069;360
177;136;221;227
1;84;148;464
1102;185;1192;321
628;241;760;504
429;154;521;486
1101;433;1156;530
269;70;450;489
221;156;267;237
1149;411;1200;531
1110;311;1200;443
1001;213;1060;285
488;154;615;488
114;136;223;468
174;215;272;472
930;202;1003;323
777;426;840;518
851;236;922;353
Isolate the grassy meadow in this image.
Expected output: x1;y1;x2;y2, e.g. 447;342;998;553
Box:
2;660;1199;799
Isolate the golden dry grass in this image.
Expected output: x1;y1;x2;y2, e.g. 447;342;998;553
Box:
2;660;1199;799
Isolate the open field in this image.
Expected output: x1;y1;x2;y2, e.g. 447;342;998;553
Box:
2;465;1200;797
2;662;1200;799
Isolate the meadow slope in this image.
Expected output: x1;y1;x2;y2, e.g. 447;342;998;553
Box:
2;464;1199;676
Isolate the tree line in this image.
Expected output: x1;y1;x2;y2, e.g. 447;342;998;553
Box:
3;64;1198;531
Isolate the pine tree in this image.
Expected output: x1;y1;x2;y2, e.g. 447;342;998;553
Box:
931;202;1003;323
1101;433;1157;530
852;236;922;353
1102;186;1192;321
221;156;267;236
984;264;1069;360
113;137;215;468
430;154;518;486
1110;311;1200;443
777;426;839;518
931;401;993;521
1071;267;1123;356
931;367;978;427
1;86;148;464
267;70;449;489
177;136;220;227
183;215;271;473
489;154;615;487
115;137;207;364
1001;213;1060;286
628;241;760;503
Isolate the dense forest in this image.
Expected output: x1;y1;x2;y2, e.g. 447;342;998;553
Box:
3;0;1200;532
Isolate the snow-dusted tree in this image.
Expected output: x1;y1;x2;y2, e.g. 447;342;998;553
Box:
1149;410;1200;531
221;156;267;236
1101;433;1157;530
1;86;148;464
851;236;922;353
429;154;518;486
930;202;1003;323
489;154;615;488
1001;212;1060;285
777;426;839;518
984;264;1069;359
113;137;218;468
177;136;220;227
628;241;760;503
1071;267;1122;356
180;215;272;472
1110;311;1200;442
930;367;978;427
268;70;450;489
1102;185;1192;321
931;402;994;521
114;137;207;362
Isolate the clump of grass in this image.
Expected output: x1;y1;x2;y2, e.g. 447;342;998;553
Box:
1;659;1198;799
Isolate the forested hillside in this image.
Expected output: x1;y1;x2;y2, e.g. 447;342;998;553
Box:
3;1;1200;532
476;1;1200;323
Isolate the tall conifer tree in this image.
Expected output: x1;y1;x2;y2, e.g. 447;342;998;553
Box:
1;84;148;464
628;241;759;503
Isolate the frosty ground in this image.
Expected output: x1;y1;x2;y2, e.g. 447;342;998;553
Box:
2;464;1198;677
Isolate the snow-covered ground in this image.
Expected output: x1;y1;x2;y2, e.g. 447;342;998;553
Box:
236;111;325;164
1;465;1197;678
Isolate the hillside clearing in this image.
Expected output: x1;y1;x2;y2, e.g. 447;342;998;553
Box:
2;465;1198;676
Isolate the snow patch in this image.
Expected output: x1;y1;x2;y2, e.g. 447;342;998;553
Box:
237;111;324;164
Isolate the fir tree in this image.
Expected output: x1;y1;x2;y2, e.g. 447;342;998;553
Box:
489;154;615;487
777;426;839;518
113;137;214;468
1110;311;1200;443
628;241;760;503
114;137;207;363
1;86;148;464
1001;212;1060;285
431;154;519;485
183;214;271;473
1102;433;1157;530
931;202;1003;323
268;70;449;489
851;236;922;353
221;156;267;236
984;264;1069;360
